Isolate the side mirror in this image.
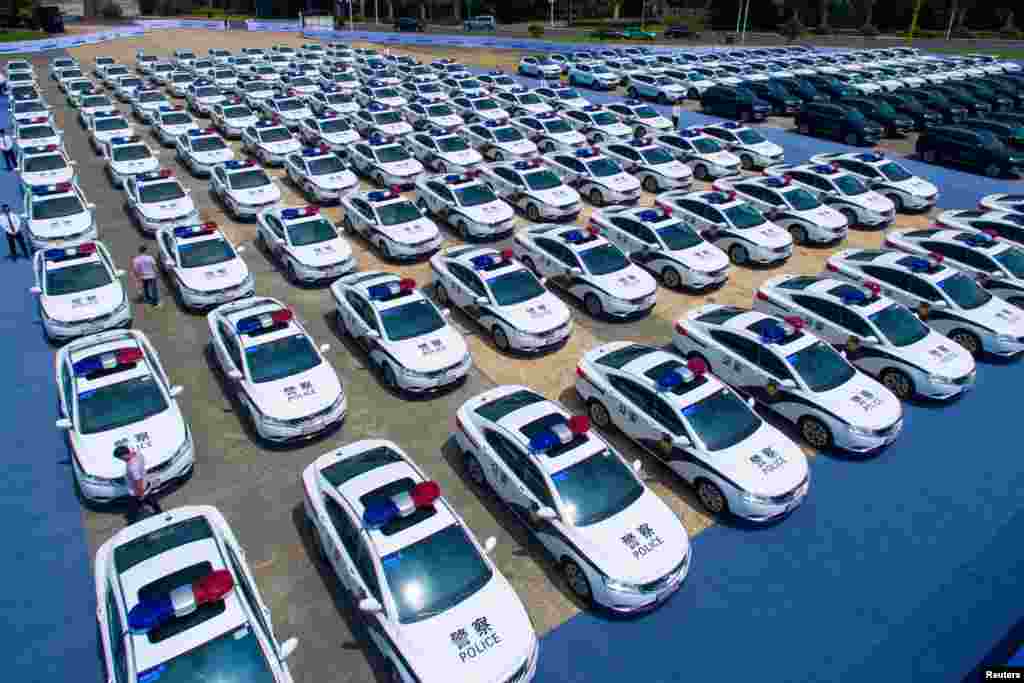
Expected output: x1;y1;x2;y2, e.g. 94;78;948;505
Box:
169;385;184;397
932;300;948;309
441;308;452;318
227;368;243;381
533;505;558;521
366;329;381;339
70;160;78;166
29;286;42;295
235;245;246;253
474;295;488;306
358;597;383;614
319;343;331;354
55;417;72;430
163;259;175;269
863;335;879;345
780;379;797;389
566;266;583;277
115;269;126;277
632;458;644;474
747;397;756;408
87;202;97;210
278;637;299;660
483;536;497;555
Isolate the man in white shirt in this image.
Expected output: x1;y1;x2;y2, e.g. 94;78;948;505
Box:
2;203;28;260
0;128;16;171
114;444;161;522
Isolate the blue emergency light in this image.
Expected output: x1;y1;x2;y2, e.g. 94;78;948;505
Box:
44;242;96;261
574;148;599;158
367;190;398;202
470;249;514;271
762;176;790;188
136;169;173;182
759;316;804;344
964;231;996;247
187;128;217;136
173;222;217;238
528;416;588;454
109;136;140;145
301;146;330;157
623;98;641;106
855;151;885;163
127;570;233;634
679;128;702;138
718;121;742;130
839;288;867;305
812;163;839;174
631;137;651;147
704;191;735;204
24;145;59;155
281;206;319;219
158;105;183;112
362;480;441;529
367;278;416;300
223;160;256;169
582;105;602;112
73;347;144;377
236;308;293;334
904;256;933;272
367;102;387;112
484;120;500;128
656;370;685;391
30;182;72;195
368;133;393;145
638;209;667;223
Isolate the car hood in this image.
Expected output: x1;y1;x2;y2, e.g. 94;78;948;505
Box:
376;121;414;136
650;160;692;180
223;115;259;129
963;298;1024;337
43;280;125;322
387;327;468;373
901;330;976;378
593;172;640;193
794;205;847;229
175;257;249;292
743;140;783;157
23;166;75;186
379;217;439;244
589;264;657;298
709;423;809;497
884;176;937;197
460;200;514;225
735;222;791;249
310;169;359;190
189;148;235;165
813;371;902;431
229;183;281;204
277;107;313;120
427;114;463;129
140;196;195;219
29;211;93;238
598;122;633;138
528;185;580;207
495;139;537;156
848;191;894;213
438;148;484;166
258;138;301;154
111;157;160;176
290;236;353;266
247;363;343;420
380;158;424;177
700;150;742;168
500;291;572;334
672;242;730;273
75;405;186;479
476;109;510;122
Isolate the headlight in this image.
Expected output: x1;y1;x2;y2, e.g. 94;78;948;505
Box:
741;491;775;505
996;334;1018;343
169;429;192;465
399;366;433;379
927;373;957;385
78;470;124;486
848;425;875;437
604;575;643;594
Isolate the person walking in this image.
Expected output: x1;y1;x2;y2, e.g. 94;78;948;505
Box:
115;444;161;522
3;203;29;260
671;102;682;131
131;244;160;307
0;128;16;171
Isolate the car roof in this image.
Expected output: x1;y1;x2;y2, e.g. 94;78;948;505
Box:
834;248;953;281
590;342;723;406
67;331;154;392
899;227;1011;254
218;297;303;350
697;305;817;353
346;271;427;312
765;274;891;315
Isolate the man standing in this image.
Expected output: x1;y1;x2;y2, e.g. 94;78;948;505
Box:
131;244;160;307
115;444;161;522
3;203;29;260
0;128;16;171
671;102;682;130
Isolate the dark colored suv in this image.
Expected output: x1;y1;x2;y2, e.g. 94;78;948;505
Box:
980;77;1024;108
838;97;915;137
700;85;772;122
931;84;993;117
776;77;829;105
744;80;802;115
902;88;968;124
804;74;853;100
879;92;942;131
961;118;1024;150
394;16;425;31
916;126;1024;178
956;81;1015;112
794;102;883;146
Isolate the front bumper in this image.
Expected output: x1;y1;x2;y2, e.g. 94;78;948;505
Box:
982;333;1024;357
75;440;194;503
291;255;357;282
603;291;657;317
900;193;938;210
732;478;810;522
597;552;690;614
254;395;347;442
178;277;255;309
388;234;444;260
226;195;281;218
511;321;573;352
684;267;730;290
917;369;976;400
28;225;97;252
467;217;517;238
396;354;472;392
834;418;902;453
138;210;201;236
42;302;132;341
750;245;792;264
857;210;895;228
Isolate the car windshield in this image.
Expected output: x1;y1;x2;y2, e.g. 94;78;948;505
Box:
195;87;219;98
736;129;766;145
518;93;542;105
876;101;897;116
113;145;151;161
259;128;292;143
474;99;499;111
591;112;618;126
937;272;992;309
868;303;929;347
639;148;674;165
781;187;820;210
228;169;271;189
25;154;67;172
34;195;83;220
95;118;128;132
785;341;856;392
373;111;402;125
287;218;337;245
373;88;399;99
692;137;722;153
172;74;193;83
245;334;322;383
254;66;274;75
21;125;56;139
178;239;235;268
683;388;762;451
223;106;252;119
724;203;767;228
377;201;421;226
558;89;581;99
277;99;305;112
46;262;112;295
523;170;562;191
139;181;185;203
877;161;913;182
454;185;498;207
493;128;522;143
192;137;227;152
15;101;45;113
82;96;113;108
375;145;410;163
418;104;451;118
552;449;644;527
308;156;346;175
162;113;192;125
437;137;469;153
138;92;164;103
486;268;547;306
584;158;622;178
993;247;1024;278
834;175;868;196
379;299;446;341
656;223;703;250
579;243;629;275
543;120;572;134
77;375;168;434
382;523;493;625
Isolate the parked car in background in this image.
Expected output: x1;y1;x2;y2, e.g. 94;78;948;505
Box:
464;15;496;31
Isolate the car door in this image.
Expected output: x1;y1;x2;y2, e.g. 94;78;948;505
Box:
213;320;244;381
605;375;667;453
482;429;537;519
341;290;372;339
707;329;774;392
606;216;651;257
424;181;453;217
489;167;520;201
531;236;578;282
608;145;640;173
319;492;364;593
446;262;488;313
923;241;994;277
790;295;859;344
263;214;288;258
349;197;376;236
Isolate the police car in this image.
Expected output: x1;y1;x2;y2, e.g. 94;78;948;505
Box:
241;119;302;167
510;113;589;154
94;506;299;683
399;78;448;103
284;147;359;202
575;343;810;520
248;63;282;86
415;172;516;239
562;106;634;144
18;144;76;188
464;122;539;162
699;122;784;170
825;249;1024;358
209;97;260;138
883;228;1024;308
431;246;573;353
21;182;97;251
808;151;939;212
266;54;294;73
606;100;674;137
442;76;488;99
90;56;114;77
83;111;131;153
56;328;193;503
259;94;314;129
349;103;414;138
431;59;472;80
479;159;582;222
533;87;591;111
173;48;199;70
624;73;687;104
130;87;171;124
49;56;78;80
402;100;465;132
12;95;52;125
101;136;159;188
62;77;95;101
454;386;691;611
112;75;146;103
754;274;976;400
543;148;642;207
348;134;426;189
512;223;657;318
210;67;238;90
567;62;622;91
152;106;197;146
655;190;793;266
590;206;730;290
255;205;355;282
600;138;694;194
210;47;233;63
175;127;236;177
149;61;177;85
296;113;361;152
330;272;472;393
978;194;1024;214
125;169;200;236
477;70;521;93
764;163;896;229
401;129;484;175
54;66;86;91
713;176;848;246
306;87;359;116
167;70;197;98
185;80;226;116
14;116;63;151
672;305;903;452
340;189;442;261
518;55;564;79
279;73;320;96
30;242;131;341
189;58;217;79
355;81;408;109
449;96;511;125
318;68;359;92
157;222;254;309
302;441;538;683
98;63;130;88
211;159;283;220
495;88;555;117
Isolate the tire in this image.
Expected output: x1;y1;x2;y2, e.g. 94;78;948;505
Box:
435;283;449;306
286;260;299;284
380;361;398;389
455;220;469;239
492;325;510;352
435;161;447;174
661;266;682;289
464;452;488;488
342;215;355;234
587;398;612;429
589;188;604;207
740;110;752;123
636;126;646;137
416;198;430;215
740;154;754;170
526;203;541;222
562;558;593;605
627;87;638;99
642;175;659;193
375;173;386;187
378;240;390;260
583;292;603;317
694;164;709;181
985;163;1001;179
256;230;267;252
688;88;698;100
696;479;729;516
729;244;749;265
591;133;604;144
798;122;810;135
880;368;914;401
949;329;981;357
886;194;904;213
844;132;859;146
799;415;833;450
492;151;504;162
789;225;808;246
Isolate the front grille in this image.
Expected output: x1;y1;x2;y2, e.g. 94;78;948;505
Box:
638;552;689;593
872;420;901;438
708;267;729;278
954;371;975;386
626;293;652;305
406;235;438;248
424;359;464;379
768;474;809;505
74;311;112;325
286;401;337;427
772;245;790;253
540;323;568;339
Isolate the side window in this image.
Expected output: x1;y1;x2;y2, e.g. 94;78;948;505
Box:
519;458;556;508
901;273;943;302
61;362;75;416
704;206;725;224
546;241;581;269
928;242;997;273
792;295;844;326
223;543;275;642
354;539;383;602
160;233;176;263
607;375;653;412
860;265;905;291
752;345;795;380
105;588;127;683
648;396;686;435
219;322;242;369
267;216;285;239
324;496;361;559
494;168;520;184
449;263;487;296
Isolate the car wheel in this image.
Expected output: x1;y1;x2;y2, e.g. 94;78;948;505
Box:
542;140;555;153
583;292;603;317
840;209;858;228
378;239;390;260
435;160;447;174
789;225;808;246
729;244;749;265
492;151;504;162
741;110;752;123
880;368;914;401
922;149;937;163
642;174;661;193
636;125;647;137
464;452;488;489
949;329;981;357
374;173;386;187
1007;297;1024;310
985;163;1002;179
844;132;859;146
416;198;430;215
886;194;904;213
342;215;355;234
696;479;729;515
492;325;510;352
380;361;398;388
526;203;541;222
798;122;810;135
591;133;604;144
688;88;699;100
661;266;682;289
589;188;604;207
694;164;709;181
285;259;300;283
799;415;833;450
740;154;754;170
456;220;470;239
256;230;267;252
562;558;593;605
587;399;612;429
435;283;449;306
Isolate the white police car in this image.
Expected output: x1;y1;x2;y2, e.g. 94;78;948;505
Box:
167;70;197;98
90;56;114;77
825;249;1024;358
340;189;443;261
21;181;97;251
130;87;171;124
349;103;414;138
330;273;472;393
54;66;85;91
157;222;254;309
210;67;238;90
415;172;516;239
755;274;976;400
713;176;848;246
210;47;233;63
11;95;52;125
284;147;359;202
575;343;810;520
234;75;277;106
49;56;78;79
189;58;217;79
256;205;355;281
101;135;159;188
431;246;573;353
510;113;589;154
672;305;903;453
98;63;130;87
318;68;359;92
211;159;283;220
173;48;199;70
454;386;691;611
152;106;197;146
495;89;555;117
655;189;793;266
402;100;464;132
18;144;76;188
185;80;226;116
399;78;448;103
125;169;200;236
259;94;313;129
210;97;260;138
808;151;939;212
464;122;539;162
450;96;511;125
15;116;63;151
934;210;1024;249
307;87;360;116
512;223;657;318
30;241;130;341
356;81;408;109
625;73;687;104
534;86;591;111
978;194;1024;214
248;63;282;86
765;163;896;228
590;206;730;290
543;148;642;207
113;75;146;103
94;506;299;682
477;70;522;93
700;122;784;170
149;61;176;85
518;55;563;80
241;119;302;166
348;135;426;189
86;111;133;152
403;129;485;174
174;127;235;177
562;106;634;144
606;100;674;137
302;440;538;683
600;138;694;194
568;62;622;91
480;159;582;222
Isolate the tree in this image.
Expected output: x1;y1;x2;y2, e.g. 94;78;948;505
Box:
858;0;876;27
996;6;1015;31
